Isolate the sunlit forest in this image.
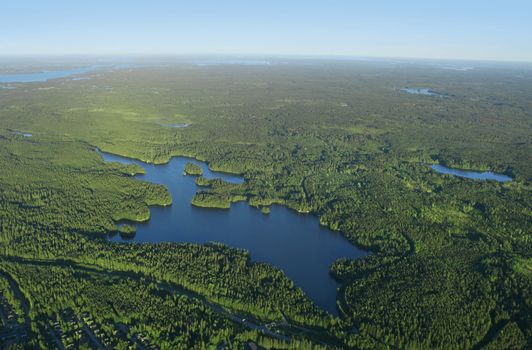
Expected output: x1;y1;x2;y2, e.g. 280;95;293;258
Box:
0;59;530;349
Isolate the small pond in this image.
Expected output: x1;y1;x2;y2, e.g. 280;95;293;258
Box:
10;130;32;137
158;123;191;128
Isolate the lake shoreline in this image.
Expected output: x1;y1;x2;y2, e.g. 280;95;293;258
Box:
97;147;368;315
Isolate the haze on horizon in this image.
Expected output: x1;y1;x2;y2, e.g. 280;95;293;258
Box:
1;0;531;63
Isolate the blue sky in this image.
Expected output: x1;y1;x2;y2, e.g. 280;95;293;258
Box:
1;0;531;61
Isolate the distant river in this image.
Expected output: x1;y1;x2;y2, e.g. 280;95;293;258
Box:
99;150;367;315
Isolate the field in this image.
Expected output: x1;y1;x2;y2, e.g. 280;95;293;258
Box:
0;59;530;349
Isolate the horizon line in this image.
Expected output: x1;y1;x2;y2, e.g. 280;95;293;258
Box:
0;53;531;65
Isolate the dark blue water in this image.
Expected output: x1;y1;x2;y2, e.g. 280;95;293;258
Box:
431;164;513;182
99;151;366;315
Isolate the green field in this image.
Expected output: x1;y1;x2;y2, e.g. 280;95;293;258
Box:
0;60;530;349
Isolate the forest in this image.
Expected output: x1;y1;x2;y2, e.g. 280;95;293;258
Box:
0;59;530;349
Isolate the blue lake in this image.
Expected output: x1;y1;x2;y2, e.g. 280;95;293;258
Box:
0;66;99;83
0;63;135;83
431;164;513;182
99;150;367;315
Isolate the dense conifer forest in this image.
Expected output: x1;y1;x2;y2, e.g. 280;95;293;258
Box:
0;60;530;349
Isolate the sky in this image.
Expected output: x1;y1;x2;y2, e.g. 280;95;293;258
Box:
1;0;531;62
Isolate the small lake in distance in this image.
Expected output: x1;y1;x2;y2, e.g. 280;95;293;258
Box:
0;66;99;83
401;87;448;98
431;164;513;182
99;150;367;315
0;63;135;83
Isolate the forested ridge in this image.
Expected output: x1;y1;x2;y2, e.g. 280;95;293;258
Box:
0;60;530;349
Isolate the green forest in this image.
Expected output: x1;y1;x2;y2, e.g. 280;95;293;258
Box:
184;162;203;176
0;60;530;349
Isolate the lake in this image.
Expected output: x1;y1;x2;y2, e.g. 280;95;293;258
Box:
431;164;513;182
0;63;135;83
99;150;367;315
0;66;100;83
401;87;448;98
